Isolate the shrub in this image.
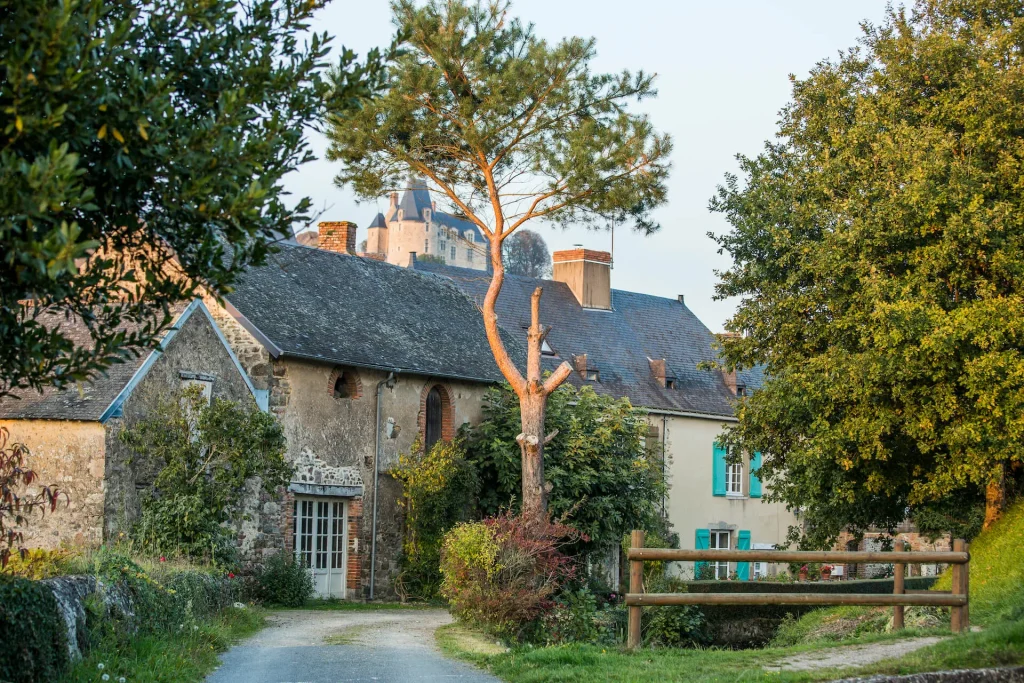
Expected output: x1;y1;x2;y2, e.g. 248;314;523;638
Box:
0;547;76;580
441;512;583;641
390;438;477;600
119;386;292;565
642;578;708;647
0;577;69;682
248;552;313;607
545;588;600;644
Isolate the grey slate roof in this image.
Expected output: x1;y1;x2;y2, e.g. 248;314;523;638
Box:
0;309;171;421
225;244;523;382
368;213;387;229
412;261;762;417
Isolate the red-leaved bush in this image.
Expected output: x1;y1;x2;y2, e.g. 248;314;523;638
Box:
0;427;66;568
440;511;585;640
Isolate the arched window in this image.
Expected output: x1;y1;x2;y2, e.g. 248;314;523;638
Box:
327;367;361;400
333;374;350;399
425;386;443;452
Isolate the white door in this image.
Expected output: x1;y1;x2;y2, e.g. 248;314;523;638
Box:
293;497;348;598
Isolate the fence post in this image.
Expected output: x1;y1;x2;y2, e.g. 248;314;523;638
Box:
627;529;645;649
893;539;905;630
951;538;966;634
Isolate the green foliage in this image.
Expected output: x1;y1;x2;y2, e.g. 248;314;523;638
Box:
440;514;581;642
0;576;69;683
544;588;600;645
328;0;671;236
119;386;291;565
709;0;1024;547
643;586;708;649
0;0;396;397
467;383;666;557
390;438;478;600
247;552;314;608
503;230;552;279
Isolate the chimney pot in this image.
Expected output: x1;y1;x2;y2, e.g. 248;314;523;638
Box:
678;294;685;304
318;221;358;255
551;248;612;310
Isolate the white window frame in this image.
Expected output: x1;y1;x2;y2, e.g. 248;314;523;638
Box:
450;245;456;260
726;460;744;496
710;530;730;579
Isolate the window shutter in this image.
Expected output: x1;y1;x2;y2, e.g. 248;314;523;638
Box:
736;530;751;581
695;529;710;579
712;443;727;496
749;452;763;498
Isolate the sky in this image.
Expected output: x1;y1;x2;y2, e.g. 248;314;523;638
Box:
283;0;894;332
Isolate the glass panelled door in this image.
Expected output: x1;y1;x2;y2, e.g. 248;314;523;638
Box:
293;497;348;598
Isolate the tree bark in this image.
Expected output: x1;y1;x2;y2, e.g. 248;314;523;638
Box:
983;464;1006;531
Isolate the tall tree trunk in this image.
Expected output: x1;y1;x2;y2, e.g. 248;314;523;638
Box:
983;464;1006;531
480;236;572;523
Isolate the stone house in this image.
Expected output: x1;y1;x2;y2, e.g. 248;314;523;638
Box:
204;238;522;598
413;249;801;582
0;299;262;549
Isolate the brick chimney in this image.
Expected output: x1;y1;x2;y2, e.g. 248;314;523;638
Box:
318;221;357;255
717;332;746;396
552;248;612;310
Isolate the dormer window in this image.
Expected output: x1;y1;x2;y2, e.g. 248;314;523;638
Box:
541;340;555;356
665;378;677;390
736;384;747;397
465;231;474;242
585;370;600;382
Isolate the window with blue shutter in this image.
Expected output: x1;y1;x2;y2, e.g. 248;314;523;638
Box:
712;442;727;496
695;529;710;579
736;530;751;581
749;452;763;498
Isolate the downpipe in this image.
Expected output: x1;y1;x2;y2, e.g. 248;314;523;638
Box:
369;371;396;600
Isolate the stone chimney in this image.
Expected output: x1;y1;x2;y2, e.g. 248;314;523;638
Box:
318;221;357;255
552;248;612;310
717;332;746;396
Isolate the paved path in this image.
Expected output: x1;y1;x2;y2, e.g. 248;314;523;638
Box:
206;608;500;683
768;636;946;672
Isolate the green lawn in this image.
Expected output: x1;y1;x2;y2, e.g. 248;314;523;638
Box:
65;605;266;683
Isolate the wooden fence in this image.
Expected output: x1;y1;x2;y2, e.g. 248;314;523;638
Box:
625;530;970;649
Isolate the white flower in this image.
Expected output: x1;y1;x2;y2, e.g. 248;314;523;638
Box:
233;602;246;610
119;678;126;683
193;625;199;631
102;675;110;682
97;663;105;670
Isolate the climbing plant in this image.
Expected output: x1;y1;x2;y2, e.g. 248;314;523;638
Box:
119;386;291;564
0;427;67;568
389;438;477;599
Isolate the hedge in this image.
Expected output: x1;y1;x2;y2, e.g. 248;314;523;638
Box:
0;577;69;683
682;577;939;641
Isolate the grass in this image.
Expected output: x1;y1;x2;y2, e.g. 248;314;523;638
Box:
323;625;372;645
438;620;1024;682
65;605;265;683
933;498;1024;625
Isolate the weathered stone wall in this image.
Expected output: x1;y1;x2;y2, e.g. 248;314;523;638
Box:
253;357;490;598
0;420;106;549
103;308;257;539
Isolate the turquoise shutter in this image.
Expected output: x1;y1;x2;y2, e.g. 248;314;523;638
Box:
695;529;710;578
736;530;751;581
749;452;763;498
712;443;727;496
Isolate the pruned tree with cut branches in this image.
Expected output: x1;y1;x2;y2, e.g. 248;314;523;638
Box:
327;0;671;522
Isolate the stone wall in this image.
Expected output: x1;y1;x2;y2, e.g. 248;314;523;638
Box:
0;420;106;549
103;308;257;539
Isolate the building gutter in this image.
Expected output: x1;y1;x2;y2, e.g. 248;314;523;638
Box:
646;407;738;422
369;371;397;600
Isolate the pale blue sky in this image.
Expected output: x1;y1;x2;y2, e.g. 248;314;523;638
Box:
284;1;893;332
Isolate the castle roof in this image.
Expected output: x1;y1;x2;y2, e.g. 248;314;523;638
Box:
385;179;487;244
368;213;387;229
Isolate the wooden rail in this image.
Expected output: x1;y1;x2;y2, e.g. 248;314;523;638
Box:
626;530;970;649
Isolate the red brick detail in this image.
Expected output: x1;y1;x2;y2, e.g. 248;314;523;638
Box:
552;248;612;264
418;382;456;445
318;221;357;255
347;497;364;591
327;366;363;400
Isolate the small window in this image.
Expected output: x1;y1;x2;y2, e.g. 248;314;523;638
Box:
726;461;743;496
585;370;600;382
180;375;213;406
450;246;456;260
665;378;677;389
465;231;474;242
424;239;429;253
425;386;443;452
466;249;473;261
736;384;747;397
329;368;360;400
333;374;350;398
541;340;555;356
441;240;447;252
710;530;730;579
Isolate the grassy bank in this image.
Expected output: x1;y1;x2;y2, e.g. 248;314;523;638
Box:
66;605;265;683
438;620;1024;682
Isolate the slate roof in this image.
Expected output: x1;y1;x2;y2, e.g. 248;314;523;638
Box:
224;244;523;382
412;261;763;417
0;307;180;421
368;213;387;229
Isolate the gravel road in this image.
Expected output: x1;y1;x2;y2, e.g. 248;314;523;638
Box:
206;608;500;683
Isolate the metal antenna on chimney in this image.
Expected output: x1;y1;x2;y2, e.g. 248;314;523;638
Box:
610;223;615;269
